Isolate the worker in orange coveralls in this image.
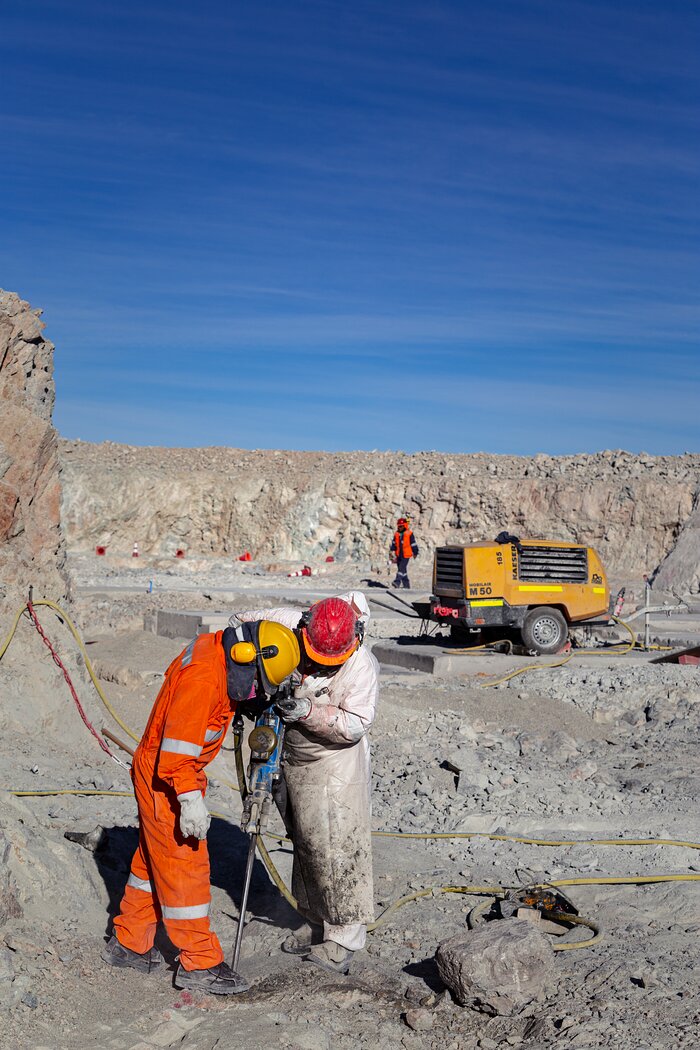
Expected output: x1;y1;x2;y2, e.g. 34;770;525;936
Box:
102;620;301;995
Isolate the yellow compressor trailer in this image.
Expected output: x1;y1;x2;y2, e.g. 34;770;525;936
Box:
423;536;610;654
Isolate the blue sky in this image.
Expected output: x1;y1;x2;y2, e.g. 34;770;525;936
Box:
1;0;698;453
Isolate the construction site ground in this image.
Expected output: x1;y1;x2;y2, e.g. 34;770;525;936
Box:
2;563;700;1049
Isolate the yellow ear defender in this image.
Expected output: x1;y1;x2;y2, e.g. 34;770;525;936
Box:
229;641;257;664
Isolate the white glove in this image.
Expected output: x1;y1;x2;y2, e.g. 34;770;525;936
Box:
275;695;312;722
177;790;210;840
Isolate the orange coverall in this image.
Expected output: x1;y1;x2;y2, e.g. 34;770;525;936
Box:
113;631;236;971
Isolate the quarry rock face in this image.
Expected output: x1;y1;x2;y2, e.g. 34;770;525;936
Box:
652;484;700;594
59;442;700;586
0;290;66;606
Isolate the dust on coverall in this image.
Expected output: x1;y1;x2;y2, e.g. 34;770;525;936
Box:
231;592;378;951
113;631;236;971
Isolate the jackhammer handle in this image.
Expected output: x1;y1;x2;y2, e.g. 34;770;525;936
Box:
102;726;136;758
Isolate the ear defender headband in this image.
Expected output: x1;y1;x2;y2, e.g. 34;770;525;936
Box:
223;620;301;700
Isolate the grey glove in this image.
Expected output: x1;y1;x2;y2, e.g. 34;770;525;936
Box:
275;695;312;722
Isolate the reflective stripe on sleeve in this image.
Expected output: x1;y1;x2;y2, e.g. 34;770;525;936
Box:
161;902;210;920
204;727;224;744
127;874;153;893
161;737;202;758
180;639;196;668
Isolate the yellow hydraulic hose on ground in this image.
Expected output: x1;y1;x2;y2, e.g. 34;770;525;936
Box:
480;615;638;689
372;830;700;850
466;897;602;950
8;783;700;948
9;789;134;797
0;604;26;660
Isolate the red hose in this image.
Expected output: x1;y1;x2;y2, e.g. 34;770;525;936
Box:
26;599;121;764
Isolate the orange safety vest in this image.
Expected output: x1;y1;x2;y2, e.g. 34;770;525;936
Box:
393;529;414;559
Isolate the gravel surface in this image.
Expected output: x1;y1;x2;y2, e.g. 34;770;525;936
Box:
1;570;699;1048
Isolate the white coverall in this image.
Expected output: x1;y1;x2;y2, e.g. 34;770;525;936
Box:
230;592;378;951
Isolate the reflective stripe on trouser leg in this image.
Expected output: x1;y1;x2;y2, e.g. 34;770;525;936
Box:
394;556;409;586
130;765;223;972
113;838;160;956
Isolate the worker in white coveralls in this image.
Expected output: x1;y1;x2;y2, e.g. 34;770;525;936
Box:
230;591;378;975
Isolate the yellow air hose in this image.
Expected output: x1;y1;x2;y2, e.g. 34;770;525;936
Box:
466;897;602;950
479;615;638;688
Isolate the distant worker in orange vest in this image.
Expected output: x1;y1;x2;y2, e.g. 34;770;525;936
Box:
390;516;419;589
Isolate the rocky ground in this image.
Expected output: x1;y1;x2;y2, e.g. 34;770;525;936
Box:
1;557;700;1050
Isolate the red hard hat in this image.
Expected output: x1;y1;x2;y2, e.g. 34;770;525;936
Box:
302;597;359;666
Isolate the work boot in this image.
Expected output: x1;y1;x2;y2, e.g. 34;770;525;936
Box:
174;960;249;996
305;940;353;975
281;921;324;956
102;934;165;974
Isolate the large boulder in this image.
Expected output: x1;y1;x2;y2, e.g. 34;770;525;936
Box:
436;919;556;1015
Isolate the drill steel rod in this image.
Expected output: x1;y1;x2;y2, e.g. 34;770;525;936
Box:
232;830;258;972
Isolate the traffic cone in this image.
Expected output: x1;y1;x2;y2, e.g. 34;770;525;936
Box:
132;543;139;558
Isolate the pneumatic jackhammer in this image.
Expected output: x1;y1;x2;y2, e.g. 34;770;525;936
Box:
231;688;288;972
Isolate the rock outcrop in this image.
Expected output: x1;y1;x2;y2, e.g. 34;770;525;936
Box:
0;290;66;605
59;442;700;584
652;483;700;595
